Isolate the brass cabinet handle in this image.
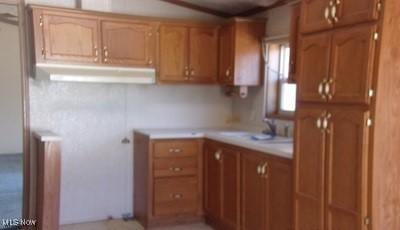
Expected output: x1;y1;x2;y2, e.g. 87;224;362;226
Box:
168;148;182;153
184;66;190;77
325;6;333;24
322;113;332;130
214;150;222;161
260;162;269;177
169;167;182;172
190;69;195;76
324;79;334;100
148;59;153;65
94;46;99;62
171;194;183;199
225;68;231;77
331;5;339;23
316;117;323;129
256;165;262;175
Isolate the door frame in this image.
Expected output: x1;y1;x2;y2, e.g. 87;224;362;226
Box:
0;0;31;223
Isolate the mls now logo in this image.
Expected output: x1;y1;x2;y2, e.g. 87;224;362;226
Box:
2;218;37;227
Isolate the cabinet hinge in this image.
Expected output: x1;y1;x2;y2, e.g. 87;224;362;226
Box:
367;118;373;127
373;32;379;41
364;217;371;225
369;89;374;98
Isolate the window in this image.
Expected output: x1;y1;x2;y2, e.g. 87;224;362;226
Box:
264;41;297;120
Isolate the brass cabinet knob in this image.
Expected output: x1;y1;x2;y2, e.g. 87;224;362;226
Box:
214;150;222;161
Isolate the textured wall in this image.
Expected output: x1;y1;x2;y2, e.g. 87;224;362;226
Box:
0;16;23;154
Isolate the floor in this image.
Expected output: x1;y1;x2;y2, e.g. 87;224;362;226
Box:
0;154;22;228
60;219;213;230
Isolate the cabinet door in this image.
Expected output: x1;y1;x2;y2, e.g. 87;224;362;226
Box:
325;108;369;230
101;21;156;67
294;107;327;230
268;159;293;230
300;0;332;33
41;12;100;64
289;3;301;82
220;147;240;230
218;24;234;85
159;25;189;82
329;24;377;104
335;0;379;27
298;32;331;103
204;142;221;222
188;27;218;84
241;151;268;230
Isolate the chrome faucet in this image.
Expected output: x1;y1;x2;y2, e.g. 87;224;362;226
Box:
262;119;277;137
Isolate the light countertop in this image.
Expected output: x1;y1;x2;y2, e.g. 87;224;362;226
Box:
135;129;293;159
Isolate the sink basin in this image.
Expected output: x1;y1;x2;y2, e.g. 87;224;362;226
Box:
218;131;293;144
218;131;251;137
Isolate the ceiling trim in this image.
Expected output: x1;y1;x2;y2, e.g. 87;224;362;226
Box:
158;0;232;18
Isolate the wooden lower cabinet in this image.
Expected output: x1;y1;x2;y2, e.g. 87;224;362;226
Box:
133;134;203;228
204;140;240;230
204;139;293;230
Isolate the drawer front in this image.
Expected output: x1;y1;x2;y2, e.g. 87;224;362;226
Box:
154;157;198;178
153;140;199;158
154;177;198;216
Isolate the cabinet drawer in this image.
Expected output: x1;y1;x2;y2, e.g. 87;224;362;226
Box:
154;157;198;178
154;177;198;216
153;140;199;158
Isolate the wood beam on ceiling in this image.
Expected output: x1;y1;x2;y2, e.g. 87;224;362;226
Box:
158;0;233;18
235;0;299;17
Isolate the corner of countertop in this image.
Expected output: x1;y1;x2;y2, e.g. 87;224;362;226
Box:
33;130;62;142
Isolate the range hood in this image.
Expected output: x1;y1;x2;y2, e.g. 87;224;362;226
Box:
35;63;156;84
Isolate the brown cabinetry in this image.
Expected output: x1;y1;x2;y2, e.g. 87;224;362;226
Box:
218;19;265;86
300;0;379;34
204;140;292;230
294;106;369;230
133;134;203;228
298;23;377;105
31;6;157;68
35;10;100;64
159;23;219;84
204;140;240;230
101;20;157;67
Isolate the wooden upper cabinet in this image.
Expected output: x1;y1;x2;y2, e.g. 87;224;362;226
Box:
159;24;189;83
300;0;380;34
294;107;327;230
325;108;369;230
219;20;265;86
159;24;219;84
219;147;240;230
298;32;331;103
218;24;234;85
300;0;332;34
241;151;269;230
188;27;219;83
334;0;379;28
329;24;377;104
39;11;100;64
289;3;301;83
101;20;157;67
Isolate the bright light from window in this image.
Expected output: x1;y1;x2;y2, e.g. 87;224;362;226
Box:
280;83;297;112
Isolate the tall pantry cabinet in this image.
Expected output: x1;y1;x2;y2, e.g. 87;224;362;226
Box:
294;0;400;229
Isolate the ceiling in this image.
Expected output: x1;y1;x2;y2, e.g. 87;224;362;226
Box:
160;0;290;17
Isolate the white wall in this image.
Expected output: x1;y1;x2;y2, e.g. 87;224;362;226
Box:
0;17;23;154
231;4;294;135
27;0;229;225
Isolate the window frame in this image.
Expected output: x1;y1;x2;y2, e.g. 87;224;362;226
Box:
263;38;296;121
